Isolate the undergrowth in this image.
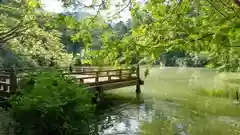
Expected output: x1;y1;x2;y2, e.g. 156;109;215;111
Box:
3;72;95;135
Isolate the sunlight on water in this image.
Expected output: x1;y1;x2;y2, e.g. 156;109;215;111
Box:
96;103;154;135
188;70;201;88
95;100;184;135
158;62;166;71
92;67;240;135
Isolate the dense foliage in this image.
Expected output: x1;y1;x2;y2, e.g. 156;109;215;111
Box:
2;0;240;69
0;0;72;68
9;72;95;135
137;0;240;71
59;0;240;71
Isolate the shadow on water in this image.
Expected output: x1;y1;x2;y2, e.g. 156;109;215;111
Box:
88;93;189;135
89;93;146;135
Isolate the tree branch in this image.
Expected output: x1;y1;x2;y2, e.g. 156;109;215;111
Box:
0;12;29;37
206;0;228;19
189;33;214;42
219;0;240;18
0;24;35;43
107;0;132;20
0;19;24;37
0;19;35;41
88;10;101;25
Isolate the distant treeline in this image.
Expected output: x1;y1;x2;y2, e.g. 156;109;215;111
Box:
156;51;209;67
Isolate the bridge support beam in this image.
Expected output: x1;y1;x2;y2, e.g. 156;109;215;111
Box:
136;65;141;93
136;84;141;93
95;87;104;103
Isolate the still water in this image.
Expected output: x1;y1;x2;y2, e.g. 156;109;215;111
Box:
92;97;187;135
88;67;237;135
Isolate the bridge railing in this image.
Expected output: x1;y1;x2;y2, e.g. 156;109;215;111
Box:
0;67;17;97
64;68;137;84
0;66;139;97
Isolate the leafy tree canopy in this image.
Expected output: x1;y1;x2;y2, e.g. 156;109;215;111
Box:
69;0;240;71
2;0;240;71
0;0;74;67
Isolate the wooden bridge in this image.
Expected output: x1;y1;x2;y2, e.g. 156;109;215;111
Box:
0;66;144;97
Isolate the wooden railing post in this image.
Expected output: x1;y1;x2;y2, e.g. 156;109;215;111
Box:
10;66;17;93
80;78;84;83
128;69;132;78
107;71;111;81
119;70;122;80
69;65;73;72
95;71;99;82
2;73;7;92
136;65;141;93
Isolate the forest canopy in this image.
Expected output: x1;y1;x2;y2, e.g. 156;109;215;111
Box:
1;0;240;71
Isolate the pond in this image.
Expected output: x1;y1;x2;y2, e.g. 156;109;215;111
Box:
90;67;240;135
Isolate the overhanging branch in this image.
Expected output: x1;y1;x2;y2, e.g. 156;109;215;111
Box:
0;19;35;41
0;12;29;37
0;24;35;44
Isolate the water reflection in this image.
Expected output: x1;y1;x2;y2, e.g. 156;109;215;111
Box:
88;93;154;135
86;67;240;135
89;67;216;135
88;93;186;135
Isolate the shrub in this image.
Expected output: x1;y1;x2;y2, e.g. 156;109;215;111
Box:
9;72;95;135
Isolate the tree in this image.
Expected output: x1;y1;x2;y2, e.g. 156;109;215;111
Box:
3;0;239;70
0;0;39;44
0;0;73;67
87;0;240;71
136;0;240;71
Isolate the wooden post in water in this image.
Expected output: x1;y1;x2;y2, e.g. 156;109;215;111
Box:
9;66;17;93
236;89;239;101
136;64;141;93
95;86;104;103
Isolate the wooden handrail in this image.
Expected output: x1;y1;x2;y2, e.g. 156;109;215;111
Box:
71;69;136;84
0;82;10;85
85;77;138;86
0;71;10;74
0;74;10;79
63;72;136;75
63;69;135;75
0;66;140;97
72;72;134;78
75;74;135;80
